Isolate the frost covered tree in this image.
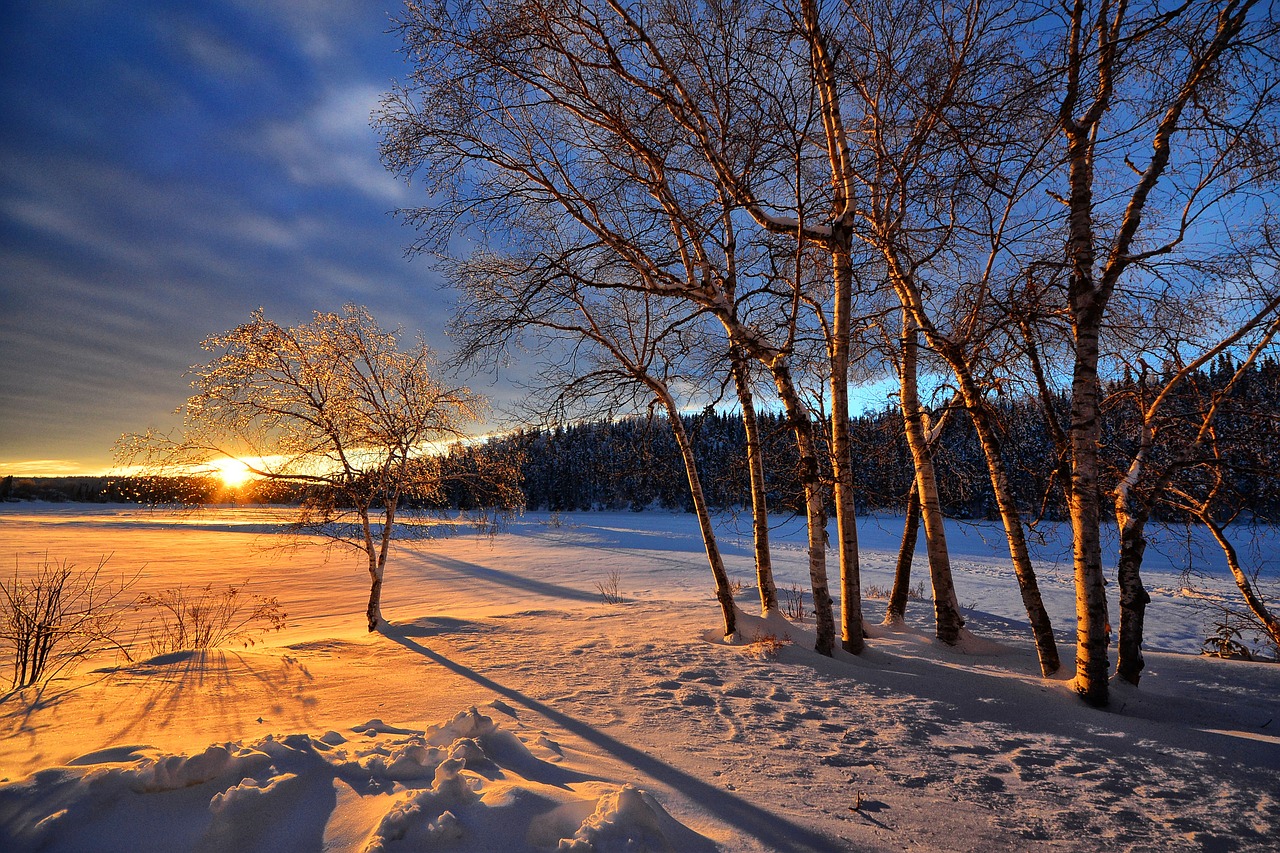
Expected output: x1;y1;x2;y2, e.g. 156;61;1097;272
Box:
116;306;491;632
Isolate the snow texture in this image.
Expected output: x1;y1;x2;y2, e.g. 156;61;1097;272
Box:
0;505;1277;851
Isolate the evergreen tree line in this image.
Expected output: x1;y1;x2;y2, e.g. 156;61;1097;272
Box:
437;356;1280;523
7;353;1277;522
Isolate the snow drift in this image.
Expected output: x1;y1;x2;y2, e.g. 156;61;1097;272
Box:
0;705;704;853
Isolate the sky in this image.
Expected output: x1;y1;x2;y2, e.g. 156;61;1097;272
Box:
0;0;478;476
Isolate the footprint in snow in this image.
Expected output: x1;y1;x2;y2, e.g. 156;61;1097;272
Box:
678;690;716;707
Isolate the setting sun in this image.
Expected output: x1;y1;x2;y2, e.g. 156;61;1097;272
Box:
210;457;253;489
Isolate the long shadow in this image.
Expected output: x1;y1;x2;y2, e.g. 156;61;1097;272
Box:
97;650;315;744
383;630;851;853
802;622;1280;772
0;682;66;732
0;669;119;742
406;553;602;604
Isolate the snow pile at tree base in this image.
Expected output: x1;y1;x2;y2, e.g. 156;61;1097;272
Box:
0;705;702;852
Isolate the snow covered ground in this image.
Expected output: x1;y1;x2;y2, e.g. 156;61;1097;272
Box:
0;504;1277;851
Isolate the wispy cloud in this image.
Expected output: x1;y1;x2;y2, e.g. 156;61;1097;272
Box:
0;0;452;475
261;84;409;204
150;15;269;81
235;0;382;62
0;460;105;477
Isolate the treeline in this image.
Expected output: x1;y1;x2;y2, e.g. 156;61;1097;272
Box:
0;475;250;505
8;354;1279;521
0;475;138;504
0;471;510;509
437;355;1280;523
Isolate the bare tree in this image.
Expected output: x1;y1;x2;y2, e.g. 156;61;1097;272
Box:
1051;0;1278;705
813;0;1063;671
879;341;962;628
449;246;741;638
116;306;490;632
380;0;844;652
893;312;965;641
730;345;779;614
1107;300;1280;680
1175;475;1280;659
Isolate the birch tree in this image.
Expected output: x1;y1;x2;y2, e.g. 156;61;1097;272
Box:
815;0;1063;670
380;0;842;651
1051;0;1278;705
448;245;742;638
116;306;486;632
1108;297;1280;681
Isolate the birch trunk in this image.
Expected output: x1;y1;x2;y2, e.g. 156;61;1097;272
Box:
886;483;921;625
1114;502;1151;685
659;386;737;640
1067;324;1111;705
897;315;963;643
359;506;384;632
772;361;836;655
962;392;1062;676
731;347;777;614
715;318;834;653
830;238;864;653
367;569;384;633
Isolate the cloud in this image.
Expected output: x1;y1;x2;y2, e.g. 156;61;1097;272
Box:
233;0;377;62
0;0;456;475
0;460;106;477
150;15;269;82
261;84;409;204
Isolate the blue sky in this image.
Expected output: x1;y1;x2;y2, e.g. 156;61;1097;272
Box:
0;0;470;475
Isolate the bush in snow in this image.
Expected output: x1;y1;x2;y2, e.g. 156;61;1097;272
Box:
136;583;286;656
0;554;135;692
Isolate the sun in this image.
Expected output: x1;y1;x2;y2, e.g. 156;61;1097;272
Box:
211;458;254;489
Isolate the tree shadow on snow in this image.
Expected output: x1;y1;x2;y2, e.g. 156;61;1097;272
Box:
386;615;491;638
384;630;850;853
403;552;604;603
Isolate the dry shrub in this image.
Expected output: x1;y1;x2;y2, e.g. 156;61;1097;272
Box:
747;633;790;660
596;570;624;604
863;582;929;602
137;583;286;656
0;554;135;692
1200;617;1265;661
782;584;806;620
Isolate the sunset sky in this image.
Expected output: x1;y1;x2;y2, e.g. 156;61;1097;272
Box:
0;1;470;476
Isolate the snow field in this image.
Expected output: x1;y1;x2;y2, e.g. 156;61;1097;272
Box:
0;505;1278;851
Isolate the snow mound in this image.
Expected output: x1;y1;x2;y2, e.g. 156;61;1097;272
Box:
557;784;675;852
0;706;706;853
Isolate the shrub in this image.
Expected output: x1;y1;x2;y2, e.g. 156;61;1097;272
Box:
746;633;790;660
782;584;806;621
864;582;929;602
0;555;135;692
136;583;286;656
1201;621;1256;661
596;570;624;604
